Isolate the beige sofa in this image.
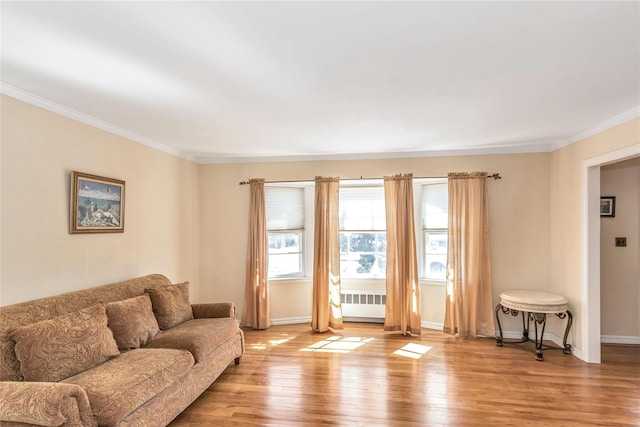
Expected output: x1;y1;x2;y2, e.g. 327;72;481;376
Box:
0;274;244;427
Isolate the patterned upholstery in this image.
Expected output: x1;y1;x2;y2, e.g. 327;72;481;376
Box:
145;282;194;330
0;274;170;382
63;349;194;426
145;317;239;363
106;295;160;350
9;304;120;382
0;274;245;427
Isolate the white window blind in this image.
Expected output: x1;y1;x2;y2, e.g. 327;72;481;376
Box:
339;185;386;278
422;182;448;281
265;186;304;231
265;186;305;278
422;183;448;229
339;186;386;230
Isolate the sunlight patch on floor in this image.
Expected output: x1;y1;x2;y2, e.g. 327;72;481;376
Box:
394;342;432;359
249;334;295;350
300;336;374;353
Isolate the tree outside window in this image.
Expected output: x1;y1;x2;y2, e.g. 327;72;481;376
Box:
339;186;386;278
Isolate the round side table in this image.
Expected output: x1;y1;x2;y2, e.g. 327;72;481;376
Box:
495;290;572;361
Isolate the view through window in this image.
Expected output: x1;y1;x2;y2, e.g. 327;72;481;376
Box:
422;182;448;281
264;180;448;282
265;186;304;278
339;186;387;278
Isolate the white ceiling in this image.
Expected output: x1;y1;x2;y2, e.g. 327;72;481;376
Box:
2;1;639;163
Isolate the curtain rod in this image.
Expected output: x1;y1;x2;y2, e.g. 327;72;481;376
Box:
239;173;501;185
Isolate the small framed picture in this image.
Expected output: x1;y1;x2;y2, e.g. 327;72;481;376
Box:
600;196;616;218
70;171;125;233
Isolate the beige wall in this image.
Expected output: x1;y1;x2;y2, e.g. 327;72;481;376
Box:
199;154;551;332
549;118;640;352
600;157;640;338
5;91;638;355
0;95;200;305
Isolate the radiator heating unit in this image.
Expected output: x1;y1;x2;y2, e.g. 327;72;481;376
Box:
341;289;386;319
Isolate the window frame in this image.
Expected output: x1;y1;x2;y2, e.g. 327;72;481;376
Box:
338;182;387;279
418;179;449;283
264;178;448;283
265;184;311;280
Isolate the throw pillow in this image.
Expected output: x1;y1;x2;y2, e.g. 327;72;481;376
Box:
8;304;120;382
145;281;193;330
106;295;160;350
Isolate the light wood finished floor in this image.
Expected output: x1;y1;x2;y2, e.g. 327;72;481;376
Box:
169;323;640;426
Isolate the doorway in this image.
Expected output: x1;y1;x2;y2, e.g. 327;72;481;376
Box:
600;158;640;351
582;144;640;363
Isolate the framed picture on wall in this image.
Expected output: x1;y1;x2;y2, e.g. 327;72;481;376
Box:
600;196;615;218
70;171;125;233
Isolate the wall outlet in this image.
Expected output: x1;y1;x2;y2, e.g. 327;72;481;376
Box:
615;237;627;247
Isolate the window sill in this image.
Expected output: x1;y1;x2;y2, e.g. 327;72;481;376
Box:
268;277;445;287
420;279;446;287
268;276;310;283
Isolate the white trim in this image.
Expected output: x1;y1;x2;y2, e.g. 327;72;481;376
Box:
272;318;447;330
271;316;311;326
0;83;197;163
558;106;640;150
421;321;443;330
501;331;571;351
3;83;638;165
601;335;640;345
581;163;602;363
343;317;385;324
584;144;640;166
570;345;584;361
194;143;554;164
202;107;639;163
581;144;640;363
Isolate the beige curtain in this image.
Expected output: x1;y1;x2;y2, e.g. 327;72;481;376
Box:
241;179;272;330
312;176;343;332
443;172;495;337
384;174;421;336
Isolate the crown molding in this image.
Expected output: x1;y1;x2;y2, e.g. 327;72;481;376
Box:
193;142;555;164
3;82;638;165
553;106;640;150
0;83;198;162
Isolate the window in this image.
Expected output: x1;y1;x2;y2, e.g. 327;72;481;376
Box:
264;180;447;282
265;186;305;278
339;186;386;278
422;182;448;281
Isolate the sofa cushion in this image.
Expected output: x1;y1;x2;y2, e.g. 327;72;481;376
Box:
106;295;159;350
63;348;194;427
145;317;239;363
8;304;119;382
145;282;193;330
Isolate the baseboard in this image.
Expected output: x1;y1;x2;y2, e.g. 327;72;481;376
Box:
601;335;640;345
272;318;442;329
269;320;636;351
343;317;384;324
421;321;443;330
271;316;311;326
501;330;566;347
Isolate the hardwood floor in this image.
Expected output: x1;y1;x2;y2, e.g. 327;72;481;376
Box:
169;323;640;426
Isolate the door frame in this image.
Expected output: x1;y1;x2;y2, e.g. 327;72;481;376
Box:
581;144;640;363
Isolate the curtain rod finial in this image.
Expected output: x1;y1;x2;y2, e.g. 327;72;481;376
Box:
489;173;502;180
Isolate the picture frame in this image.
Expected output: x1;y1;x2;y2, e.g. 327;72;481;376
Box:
70;171;125;233
600;196;615;218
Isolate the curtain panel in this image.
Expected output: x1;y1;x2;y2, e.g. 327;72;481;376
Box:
443;172;495;337
241;179;272;330
312;176;343;332
384;174;421;336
